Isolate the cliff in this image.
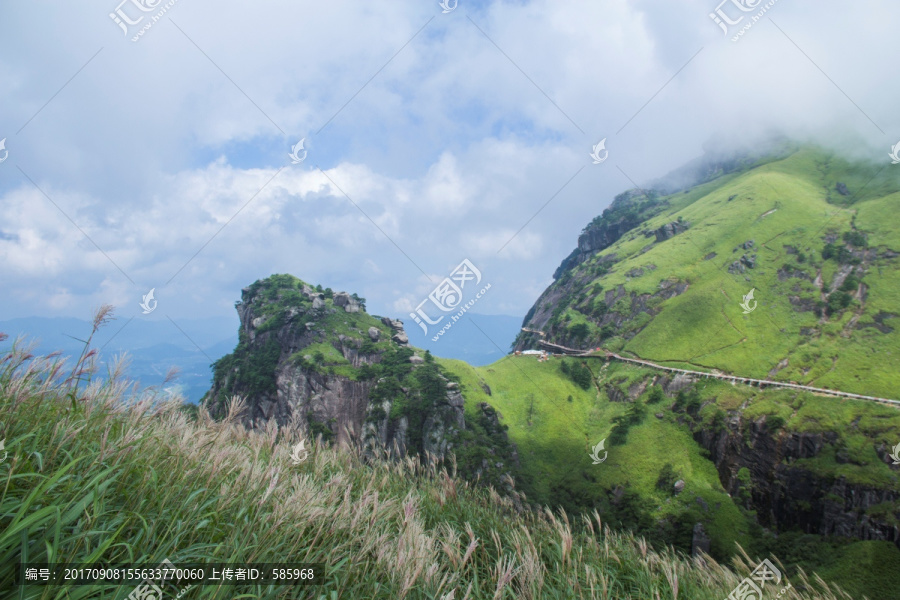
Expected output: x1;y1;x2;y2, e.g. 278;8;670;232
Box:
204;274;519;490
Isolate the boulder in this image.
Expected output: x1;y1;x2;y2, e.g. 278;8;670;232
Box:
333;291;361;313
654;220;689;242
674;479;686;494
381;317;404;330
367;327;380;341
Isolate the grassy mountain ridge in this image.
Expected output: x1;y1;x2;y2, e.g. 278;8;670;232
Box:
495;146;900;598
518;147;900;399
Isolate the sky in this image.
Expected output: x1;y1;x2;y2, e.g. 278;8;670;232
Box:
1;0;898;334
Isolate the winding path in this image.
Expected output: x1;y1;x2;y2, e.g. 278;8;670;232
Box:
534;339;900;408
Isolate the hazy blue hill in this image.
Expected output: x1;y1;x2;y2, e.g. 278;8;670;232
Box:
404;313;523;365
0;315;238;402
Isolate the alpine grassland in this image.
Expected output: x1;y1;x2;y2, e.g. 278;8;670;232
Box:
503;144;900;599
520;147;900;398
1;325;856;599
440;354;900;598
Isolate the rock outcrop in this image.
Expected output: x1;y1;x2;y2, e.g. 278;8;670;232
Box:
693;414;900;550
654;220;689;242
206;274;518;491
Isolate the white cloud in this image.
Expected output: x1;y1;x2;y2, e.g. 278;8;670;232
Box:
1;0;898;322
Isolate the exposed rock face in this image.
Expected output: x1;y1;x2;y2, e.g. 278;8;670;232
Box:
693;414;900;550
578;221;631;255
691;522;711;557
654;220;689;242
552;189;667;279
381;317;409;347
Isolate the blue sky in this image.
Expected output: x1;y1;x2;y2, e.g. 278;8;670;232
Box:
1;0;898;332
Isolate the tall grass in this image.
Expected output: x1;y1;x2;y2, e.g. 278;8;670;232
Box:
0;312;854;599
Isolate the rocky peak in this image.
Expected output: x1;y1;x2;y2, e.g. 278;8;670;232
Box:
206;273;519;491
381;316;409;346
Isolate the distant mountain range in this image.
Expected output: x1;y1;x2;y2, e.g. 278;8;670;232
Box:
0;312;522;402
0;315;238;403
403;313;523;365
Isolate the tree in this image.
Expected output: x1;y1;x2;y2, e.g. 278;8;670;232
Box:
646;385;665;404
351;293;366;311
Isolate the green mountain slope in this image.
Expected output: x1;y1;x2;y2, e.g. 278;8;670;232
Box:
517;147;900;399
494;146;900;599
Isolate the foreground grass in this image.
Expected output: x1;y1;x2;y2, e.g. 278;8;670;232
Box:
0;333;853;599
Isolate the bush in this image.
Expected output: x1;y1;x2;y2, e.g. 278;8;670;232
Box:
309;418;336;443
655;463;678;493
569;323;590;340
827;291;852;315
843;230;866;247
609;401;646;446
710;409;727;432
839;276;859;292
646;385;665;404
823;243;857;265
559;360;593;390
766;414;786;432
674;388;702;412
